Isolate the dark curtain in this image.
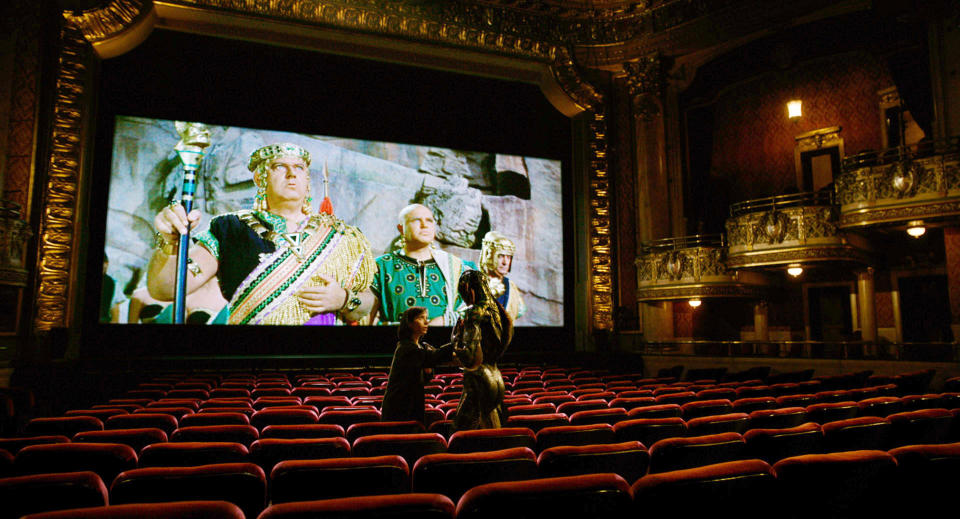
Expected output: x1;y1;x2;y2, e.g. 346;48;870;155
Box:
884;37;934;140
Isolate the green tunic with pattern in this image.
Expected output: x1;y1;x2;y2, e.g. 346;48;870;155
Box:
371;251;476;324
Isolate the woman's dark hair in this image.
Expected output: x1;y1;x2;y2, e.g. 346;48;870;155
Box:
397;306;427;340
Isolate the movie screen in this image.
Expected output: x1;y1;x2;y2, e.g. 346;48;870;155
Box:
101;116;564;327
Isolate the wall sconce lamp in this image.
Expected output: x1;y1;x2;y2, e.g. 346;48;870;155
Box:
688;299;702;308
787;264;804;277
787;100;802;119
906;220;926;238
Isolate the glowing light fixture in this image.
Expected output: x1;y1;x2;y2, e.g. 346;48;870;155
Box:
787;264;804;277
787;100;802;119
688;299;702;308
906;220;926;238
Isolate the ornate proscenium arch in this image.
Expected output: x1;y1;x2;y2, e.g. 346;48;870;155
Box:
37;0;616;332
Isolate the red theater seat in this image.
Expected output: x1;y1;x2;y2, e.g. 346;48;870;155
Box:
22;501;245;519
0;471;108;518
686;413;750;436
856;396;904;417
0;435;70;454
411;447;538;501
556;399;608;415
805;401;859;424
249;437;350;471
654;392;697;406
351;433;447;468
613;417;686;446
889;442;960;513
138;441;248;467
626;403;681;419
507;403;556;416
110;463;267;519
535;423;615;452
743;422;823;463
748;407;808;430
648;432;746;473
537;440;649;481
731;397;778;413
64;408;128;421
772;450;897;519
569;408;628;426
260;424;344;439
25;416;103;437
886;408;954;447
171;424;259;446
317;409;381;429
447;428;536;454
681;399;734;420
250;408;319;429
179;412;250;427
456;473;632;519
259;493;455;519
506;413;569;432
821;416;891;452
631;459;775;519
776;394;818;407
270;455;410;503
15;442;137;482
346;421;425;443
73;428;168;452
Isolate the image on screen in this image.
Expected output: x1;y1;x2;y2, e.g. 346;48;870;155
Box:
101;116;564;327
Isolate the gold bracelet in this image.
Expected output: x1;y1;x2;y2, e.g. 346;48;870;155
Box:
153;231;178;256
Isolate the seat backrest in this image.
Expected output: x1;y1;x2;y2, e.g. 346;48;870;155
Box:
106;414;178;435
535;423;615;452
772;450;898;518
743;422;823;463
259;424;344;439
747;407;808;430
345;421;425;443
456;473;632;519
73;428;168;453
447;428;536;454
505;413;570;433
250;408;319;429
886;408;954;447
21;500;246;519
0;471;108;518
821;416;891;452
269;455;410;503
411;447;538;501
110;462;266;519
257;493;454;519
15;443;137;483
0;435;70;454
632;459;775;518
138;441;249;467
626;404;681;419
352;433;447;468
248;437;350;472
179;412;250;427
569;408;629;426
538;441;649;482
25;417;104;437
648;432;746;473
170;425;259;446
685;413;750;436
613;417;686;446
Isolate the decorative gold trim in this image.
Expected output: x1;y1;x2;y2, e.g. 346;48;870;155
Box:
588;111;614;330
725;245;871;268
637;283;768;301
65;0;157;58
839;199;960;228
34;25;90;332
624;52;665;120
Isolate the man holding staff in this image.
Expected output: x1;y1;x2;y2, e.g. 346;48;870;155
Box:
148;142;376;325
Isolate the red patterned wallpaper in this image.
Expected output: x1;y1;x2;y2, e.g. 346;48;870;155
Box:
710;52;893;200
875;290;894;328
943;228;960;324
673;302;693;338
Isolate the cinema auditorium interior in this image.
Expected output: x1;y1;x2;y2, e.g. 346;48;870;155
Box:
1;0;959;517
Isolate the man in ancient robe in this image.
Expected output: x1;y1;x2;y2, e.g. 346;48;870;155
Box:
479;231;525;322
370;204;476;326
148;142;376;325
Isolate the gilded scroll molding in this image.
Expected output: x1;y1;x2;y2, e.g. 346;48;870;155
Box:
34;25;90;332
63;0;151;43
588;111;614;329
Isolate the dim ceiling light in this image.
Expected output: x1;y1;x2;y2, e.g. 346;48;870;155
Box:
906;221;926;238
688;299;702;308
787;99;802;119
787;264;804;277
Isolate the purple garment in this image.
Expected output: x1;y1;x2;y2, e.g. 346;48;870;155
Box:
304;312;337;325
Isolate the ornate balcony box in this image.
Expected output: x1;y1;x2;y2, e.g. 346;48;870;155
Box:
725;192;870;269
835;139;960;229
0;200;31;287
635;234;768;301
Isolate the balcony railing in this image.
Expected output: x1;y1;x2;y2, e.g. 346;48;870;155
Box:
626;340;958;362
835;137;960;228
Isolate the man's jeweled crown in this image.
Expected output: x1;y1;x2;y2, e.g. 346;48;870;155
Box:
247;143;312;172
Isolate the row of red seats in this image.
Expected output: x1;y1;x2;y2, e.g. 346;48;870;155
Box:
5;442;959;519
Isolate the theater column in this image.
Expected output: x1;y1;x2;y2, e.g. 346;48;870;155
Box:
753;301;769;355
857;268;878;354
642;302;674;344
